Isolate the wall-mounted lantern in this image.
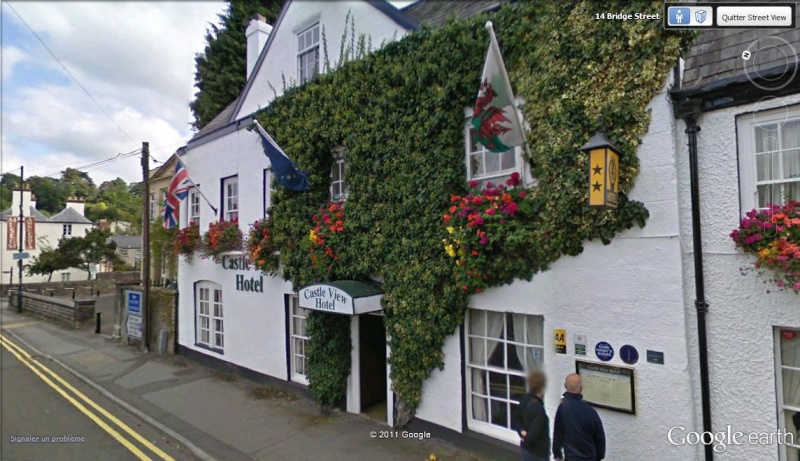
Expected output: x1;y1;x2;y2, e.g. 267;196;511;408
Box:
581;130;620;209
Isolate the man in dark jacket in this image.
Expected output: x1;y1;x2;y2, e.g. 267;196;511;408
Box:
552;374;606;461
517;371;550;461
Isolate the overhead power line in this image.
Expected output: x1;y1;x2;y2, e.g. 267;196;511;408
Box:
4;2;138;148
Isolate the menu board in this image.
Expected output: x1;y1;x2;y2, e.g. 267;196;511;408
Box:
575;360;635;414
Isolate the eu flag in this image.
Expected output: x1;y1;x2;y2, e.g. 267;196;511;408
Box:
253;121;311;191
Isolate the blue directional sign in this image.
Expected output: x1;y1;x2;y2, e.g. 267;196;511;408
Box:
126;290;142;315
12;252;30;260
595;341;614;362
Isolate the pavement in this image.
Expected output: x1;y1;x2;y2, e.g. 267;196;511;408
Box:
0;302;488;461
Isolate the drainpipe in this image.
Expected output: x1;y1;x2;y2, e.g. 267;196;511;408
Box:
683;113;713;461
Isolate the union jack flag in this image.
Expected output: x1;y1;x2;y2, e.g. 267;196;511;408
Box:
163;159;193;229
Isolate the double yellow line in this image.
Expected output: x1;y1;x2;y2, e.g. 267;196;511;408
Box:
0;333;176;461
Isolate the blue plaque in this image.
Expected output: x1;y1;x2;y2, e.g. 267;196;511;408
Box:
595;342;614;362
620;345;639;365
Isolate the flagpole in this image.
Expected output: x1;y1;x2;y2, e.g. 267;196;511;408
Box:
178;159;218;217
485;21;533;168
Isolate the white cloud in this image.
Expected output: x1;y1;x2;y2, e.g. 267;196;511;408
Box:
1;1;226;184
1;46;28;80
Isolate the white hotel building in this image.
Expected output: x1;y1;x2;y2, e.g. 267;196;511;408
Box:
175;1;800;460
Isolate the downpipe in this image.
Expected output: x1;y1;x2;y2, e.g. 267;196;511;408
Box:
684;114;714;461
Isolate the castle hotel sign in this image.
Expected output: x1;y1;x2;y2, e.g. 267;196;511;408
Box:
221;254;263;293
298;281;384;315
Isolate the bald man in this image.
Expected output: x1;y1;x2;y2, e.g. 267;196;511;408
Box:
552;374;606;461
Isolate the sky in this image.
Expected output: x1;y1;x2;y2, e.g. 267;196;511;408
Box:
1;1;415;186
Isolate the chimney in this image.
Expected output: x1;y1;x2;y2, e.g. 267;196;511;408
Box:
30;193;37;211
65;196;86;216
10;186;32;217
246;14;272;80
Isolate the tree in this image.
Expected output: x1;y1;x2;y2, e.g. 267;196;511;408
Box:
26;240;70;282
60;168;97;201
27;176;66;214
86;177;142;229
0;173;21;210
189;0;284;130
57;228;121;279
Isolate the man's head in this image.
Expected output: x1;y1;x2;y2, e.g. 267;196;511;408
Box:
565;373;582;394
527;370;546;397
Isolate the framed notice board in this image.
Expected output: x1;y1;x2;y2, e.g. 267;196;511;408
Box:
575;360;635;414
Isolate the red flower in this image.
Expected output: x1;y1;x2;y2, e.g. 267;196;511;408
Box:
519;190;527;198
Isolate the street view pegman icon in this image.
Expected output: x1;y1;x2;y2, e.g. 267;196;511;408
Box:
668;7;690;25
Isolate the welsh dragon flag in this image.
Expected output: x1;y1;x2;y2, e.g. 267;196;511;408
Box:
472;27;525;153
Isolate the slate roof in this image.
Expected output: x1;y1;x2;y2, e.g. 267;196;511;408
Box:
0;206;49;221
682;2;800;89
191;97;240;140
401;0;508;27
109;235;142;249
47;207;92;224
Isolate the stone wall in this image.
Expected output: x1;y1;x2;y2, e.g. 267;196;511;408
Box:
9;292;95;328
117;284;176;354
0;271;140;297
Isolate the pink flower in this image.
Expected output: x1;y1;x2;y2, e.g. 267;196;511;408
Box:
486;208;496;216
469;181;478;188
519;190;527;198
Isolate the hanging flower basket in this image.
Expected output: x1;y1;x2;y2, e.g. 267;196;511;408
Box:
175;223;202;262
202;219;243;263
247;216;280;276
442;173;537;294
730;201;800;293
309;201;345;276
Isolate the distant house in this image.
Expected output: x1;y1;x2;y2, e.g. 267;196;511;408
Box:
148;153;179;283
0;188;95;283
107;235;143;272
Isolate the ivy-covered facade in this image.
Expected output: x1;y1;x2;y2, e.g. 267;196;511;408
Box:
174;1;714;458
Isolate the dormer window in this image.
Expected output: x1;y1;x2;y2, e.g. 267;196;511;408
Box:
297;23;320;84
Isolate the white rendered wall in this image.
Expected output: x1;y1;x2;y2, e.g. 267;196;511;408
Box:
235;1;409;118
415;73;701;460
178;126;295;378
675;93;800;460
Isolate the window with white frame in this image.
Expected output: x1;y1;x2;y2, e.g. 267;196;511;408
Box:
149;193;155;220
196;281;224;351
331;148;348;201
737;107;800;213
297;23;320;84
466;309;544;442
189;188;200;226
465;122;522;186
775;328;800;460
62;224;72;236
289;295;309;385
61;272;70;282
159;188;167;217
223;177;239;221
120;248;128;257
264;169;272;217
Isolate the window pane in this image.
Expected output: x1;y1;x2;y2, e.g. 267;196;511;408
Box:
782;120;800;149
756;152;781;181
501;150;516;170
509;401;522;432
509;374;526;401
787;182;800;202
784;149;800;180
488;371;508;399
294;317;305;337
484;152;500;175
469;337;484;366
489;399;508;427
471;153;484;178
487;340;504;368
469;310;485;336
755;125;779;153
486;311;504;339
312;26;319;44
758;184;782;208
214;289;222;303
472;369;487;397
472;395;488;422
295;355;305;375
784;368;800;407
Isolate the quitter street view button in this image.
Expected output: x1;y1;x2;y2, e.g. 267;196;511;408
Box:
717;5;794;27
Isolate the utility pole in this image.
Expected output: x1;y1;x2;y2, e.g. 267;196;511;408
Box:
17;166;24;313
141;142;150;352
